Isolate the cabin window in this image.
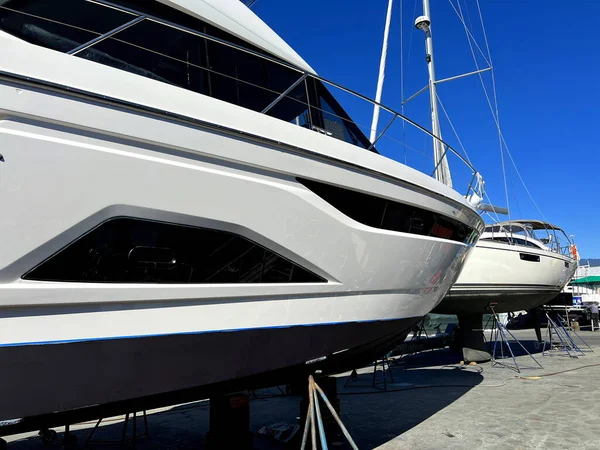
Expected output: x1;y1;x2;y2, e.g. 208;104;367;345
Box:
0;0;374;151
485;236;542;249
23;218;326;283
313;84;370;149
297;178;478;244
484;225;501;233
0;0;131;50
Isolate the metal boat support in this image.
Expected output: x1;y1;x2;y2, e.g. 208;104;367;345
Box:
83;411;150;448
542;312;591;357
487;305;543;373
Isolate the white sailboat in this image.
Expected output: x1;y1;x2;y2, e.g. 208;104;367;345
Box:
0;0;484;431
402;0;577;316
366;0;577;357
437;220;577;315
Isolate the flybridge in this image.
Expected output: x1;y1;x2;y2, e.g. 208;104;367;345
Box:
0;0;481;196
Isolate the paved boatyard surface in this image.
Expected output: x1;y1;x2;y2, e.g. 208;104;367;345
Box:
5;329;600;450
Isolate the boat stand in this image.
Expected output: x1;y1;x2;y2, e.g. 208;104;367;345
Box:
542;313;588;357
343;354;394;391
372;355;394;390
83;411;150;449
38;425;78;449
487;305;543;373
555;314;593;352
343;369;360;388
301;375;359;450
395;318;429;360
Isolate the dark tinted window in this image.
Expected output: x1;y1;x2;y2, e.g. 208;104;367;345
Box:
484;225;501;233
0;0;304;116
24;218;325;283
305;79;372;150
71;18;304;113
316;84;371;149
297;178;477;244
0;0;374;152
486;236;541;249
519;253;540;262
0;0;132;51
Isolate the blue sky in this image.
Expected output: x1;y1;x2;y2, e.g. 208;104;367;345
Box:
253;0;600;256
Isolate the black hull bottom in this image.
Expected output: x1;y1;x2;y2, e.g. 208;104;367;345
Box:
0;317;418;436
433;287;560;314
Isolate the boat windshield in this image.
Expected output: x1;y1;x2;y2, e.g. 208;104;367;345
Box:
483;222;573;255
502;224;532;238
482;224;539;248
528;225;573;256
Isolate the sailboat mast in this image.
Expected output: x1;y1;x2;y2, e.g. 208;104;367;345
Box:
415;0;452;187
369;0;394;143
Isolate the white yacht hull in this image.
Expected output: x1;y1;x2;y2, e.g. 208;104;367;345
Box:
434;240;576;314
0;35;483;425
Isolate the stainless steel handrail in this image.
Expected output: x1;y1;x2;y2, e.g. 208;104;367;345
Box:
62;0;481;198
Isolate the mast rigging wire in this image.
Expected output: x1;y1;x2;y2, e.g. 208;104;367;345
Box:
476;0;548;223
451;0;510;220
448;0;548;222
446;0;490;66
406;0;418;66
436;92;501;223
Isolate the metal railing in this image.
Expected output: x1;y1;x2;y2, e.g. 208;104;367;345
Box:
484;224;573;257
1;0;483;199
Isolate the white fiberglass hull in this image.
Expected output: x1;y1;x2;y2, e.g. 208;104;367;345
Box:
434;240;576;314
0;33;483;425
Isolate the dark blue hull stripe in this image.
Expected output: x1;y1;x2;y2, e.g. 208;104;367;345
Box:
0;316;408;348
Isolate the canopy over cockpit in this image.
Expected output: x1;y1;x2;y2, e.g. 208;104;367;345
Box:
493;220;565;232
482;219;573;256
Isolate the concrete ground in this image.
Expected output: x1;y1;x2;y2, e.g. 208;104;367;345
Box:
4;328;600;450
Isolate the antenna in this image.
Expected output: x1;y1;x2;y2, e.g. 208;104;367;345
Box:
244;0;259;8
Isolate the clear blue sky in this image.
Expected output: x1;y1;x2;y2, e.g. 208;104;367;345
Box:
252;0;600;257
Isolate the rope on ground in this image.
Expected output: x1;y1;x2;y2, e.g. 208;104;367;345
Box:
338;378;512;396
519;362;600;380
